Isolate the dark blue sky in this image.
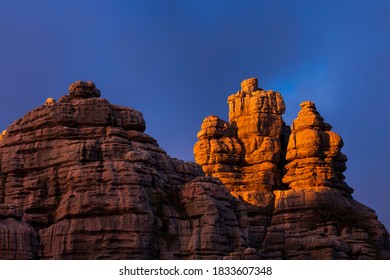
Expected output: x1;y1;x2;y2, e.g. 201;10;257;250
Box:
0;1;389;230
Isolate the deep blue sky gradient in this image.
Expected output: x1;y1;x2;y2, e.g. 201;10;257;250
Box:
0;1;389;230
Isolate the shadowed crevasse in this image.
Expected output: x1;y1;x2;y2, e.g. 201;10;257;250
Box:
0;79;388;259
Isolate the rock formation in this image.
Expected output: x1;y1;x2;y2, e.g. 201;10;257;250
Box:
262;101;387;259
282;101;352;194
0;81;202;259
194;78;286;207
0;79;388;259
68;80;101;99
194;78;389;259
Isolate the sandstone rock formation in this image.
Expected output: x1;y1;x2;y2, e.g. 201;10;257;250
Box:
194;78;286;207
0;79;388;260
283;101;352;194
68;80;101;99
260;100;388;259
194;78;389;260
0;81;202;259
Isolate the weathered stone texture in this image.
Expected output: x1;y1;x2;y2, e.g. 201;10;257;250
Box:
194;78;286;207
194;78;389;260
0;81;204;259
0;79;388;260
283;101;352;194
68;80;101;99
0;218;38;259
262;188;389;259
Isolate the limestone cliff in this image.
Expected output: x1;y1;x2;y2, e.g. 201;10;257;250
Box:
0;79;388;259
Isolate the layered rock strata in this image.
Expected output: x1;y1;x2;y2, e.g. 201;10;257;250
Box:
0;81;206;259
0;79;389;260
260;100;388;259
194;78;286;206
194;78;389;260
262;187;390;259
283;101;353;194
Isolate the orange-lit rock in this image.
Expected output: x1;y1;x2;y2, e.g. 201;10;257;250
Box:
0;79;389;260
194;77;286;206
194;78;389;260
0;130;5;141
283;101;352;194
258;100;389;259
44;97;56;105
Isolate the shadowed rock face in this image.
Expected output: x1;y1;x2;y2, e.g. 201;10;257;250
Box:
0;80;389;260
68;80;101;99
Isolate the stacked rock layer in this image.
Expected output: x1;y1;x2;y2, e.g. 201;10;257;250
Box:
194;78;389;259
194;78;286;207
0;79;389;259
283;101;352;194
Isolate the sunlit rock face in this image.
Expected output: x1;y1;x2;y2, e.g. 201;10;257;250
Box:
283;101;352;194
261;100;388;260
195;78;389;260
194;78;287;207
0;79;389;260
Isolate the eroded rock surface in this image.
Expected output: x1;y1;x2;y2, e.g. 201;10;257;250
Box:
194;77;286;207
283;101;352;194
194;78;389;260
259;100;389;259
0;81;202;259
262;188;390;259
0;79;388;259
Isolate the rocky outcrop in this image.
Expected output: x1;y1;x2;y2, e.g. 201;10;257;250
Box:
0;79;388;260
0;81;203;259
68;80;101;99
260;100;389;259
194;78;286;207
194;78;389;260
262;188;390;259
282;101;352;194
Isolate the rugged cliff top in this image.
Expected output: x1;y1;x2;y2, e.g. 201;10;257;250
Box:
0;79;388;260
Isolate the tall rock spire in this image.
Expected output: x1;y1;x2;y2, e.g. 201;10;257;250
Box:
282;101;353;194
194;77;287;206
